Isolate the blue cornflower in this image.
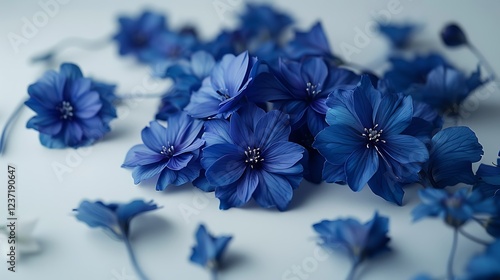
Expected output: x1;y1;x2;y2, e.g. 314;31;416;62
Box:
250;57;359;135
474;150;500;198
378;23;418;49
201;106;304;211
237;3;293;40
185;51;258;119
190;224;232;279
122;112;204;191
313;75;429;205
285;22;334;61
441;23;468;47
466;240;500;279
408;65;485;114
113;10;167;62
313;212;391;279
25;63;117;149
383;54;448;93
156;51;216;120
412;188;496;228
419;127;483;189
74;199;159;280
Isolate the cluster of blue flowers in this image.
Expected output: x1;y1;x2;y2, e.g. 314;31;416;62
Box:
3;3;499;280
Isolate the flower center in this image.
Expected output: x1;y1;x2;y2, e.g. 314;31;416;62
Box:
160;145;175;157
216;89;230;100
58;101;74;120
306;82;322;96
362;124;386;148
244;146;264;169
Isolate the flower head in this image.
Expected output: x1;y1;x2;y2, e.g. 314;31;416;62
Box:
156;51;216;120
201;106;304;210
408;65;485;114
122;112;204;190
25;63;117;149
441;23;468;47
378;23;418;49
250;57;359;135
113;10;167;62
189;224;232;270
285;22;334;61
420;127;483;189
185;51;258;119
412;188;496;228
237;3;293;40
313;212;391;265
313;75;429;205
466;240;500;279
74;199;159;239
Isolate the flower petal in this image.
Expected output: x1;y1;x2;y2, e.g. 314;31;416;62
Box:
253;170;293;211
236;169;259;203
313;124;363;165
122;144;164;167
345;147;379;191
167;153;194;171
262;141;304;172
206;154;246;186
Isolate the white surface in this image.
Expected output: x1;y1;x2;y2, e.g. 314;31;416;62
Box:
1;1;500;279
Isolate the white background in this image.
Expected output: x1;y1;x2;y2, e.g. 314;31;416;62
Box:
1;0;500;279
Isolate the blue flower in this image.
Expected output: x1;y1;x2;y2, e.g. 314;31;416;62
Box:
408;65;485;114
466;240;500;279
74;199;159;280
313;75;429;205
441;23;468;47
156;51;216;120
419;127;483;189
237;3;293;40
285;22;335;61
25;63;117;149
148;30;197;62
378;23;418;49
185;51;258;119
190;224;232;271
74;199;159;239
474;150;500;198
412;188;496;227
113;10;167;62
201;106;304;211
250;57;359;135
313;212;390;278
383;54;448;93
122;112;204;191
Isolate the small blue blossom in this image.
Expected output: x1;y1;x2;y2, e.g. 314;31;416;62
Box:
250;57;359;135
156;51;216;120
149;30;197;62
383;54;448;93
412;188;496;227
185;51;258;119
25;63;117;149
441;23;468;47
285;22;335;61
313;75;429;205
201;106;304;211
419;127;483;189
74;199;159;280
122;112;204;191
408;65;486;114
313;212;390;279
238;3;293;40
378;23;418;49
113;10;167;62
466;240;500;279
190;224;232;273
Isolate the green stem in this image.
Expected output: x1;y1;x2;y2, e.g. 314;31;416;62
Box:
346;261;359;280
447;229;458;280
124;238;149;280
211;268;218;280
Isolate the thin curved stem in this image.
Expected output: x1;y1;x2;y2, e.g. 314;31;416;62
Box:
346;261;359;280
447;229;458;280
467;43;498;82
211;268;218;280
0;99;26;155
458;228;490;246
124;238;149;280
31;35;112;64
